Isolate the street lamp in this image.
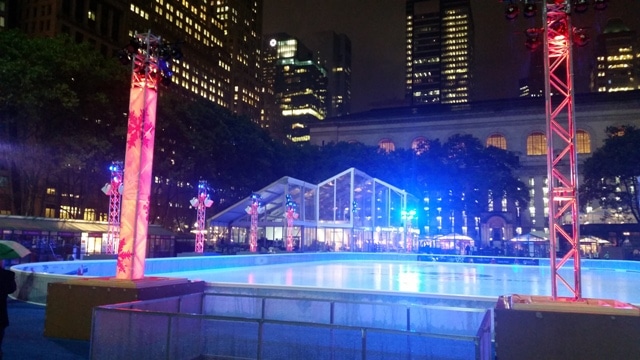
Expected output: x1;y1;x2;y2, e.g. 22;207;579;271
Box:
190;180;214;253
101;161;123;254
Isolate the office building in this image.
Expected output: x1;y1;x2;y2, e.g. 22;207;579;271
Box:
7;0;264;122
216;0;263;121
306;31;352;118
405;0;473;105
592;18;639;93
262;33;328;142
309;91;640;243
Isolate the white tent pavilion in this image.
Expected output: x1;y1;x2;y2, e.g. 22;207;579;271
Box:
434;233;474;254
580;236;611;257
508;231;550;257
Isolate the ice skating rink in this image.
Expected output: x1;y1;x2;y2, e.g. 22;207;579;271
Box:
153;260;640;305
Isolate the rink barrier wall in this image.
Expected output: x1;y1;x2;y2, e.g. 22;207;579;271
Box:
90;291;493;360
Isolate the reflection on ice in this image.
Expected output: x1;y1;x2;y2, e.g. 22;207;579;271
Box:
153;260;640;305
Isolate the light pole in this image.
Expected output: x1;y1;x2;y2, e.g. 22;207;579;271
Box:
101;161;123;254
190;180;213;253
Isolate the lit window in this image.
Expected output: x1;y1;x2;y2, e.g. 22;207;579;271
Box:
378;139;395;153
84;208;96;221
576;130;591;154
45;208;56;218
486;134;506;150
526;132;546;155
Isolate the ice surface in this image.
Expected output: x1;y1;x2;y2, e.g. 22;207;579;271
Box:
152;260;640;305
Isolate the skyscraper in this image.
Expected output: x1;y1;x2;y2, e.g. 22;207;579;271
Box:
216;0;263;121
0;0;9;30
7;0;263;122
262;33;327;142
306;31;352;118
405;0;473;105
592;18;639;93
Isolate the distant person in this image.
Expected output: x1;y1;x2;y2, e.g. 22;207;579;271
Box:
0;262;16;357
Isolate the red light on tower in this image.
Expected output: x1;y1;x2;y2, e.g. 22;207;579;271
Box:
523;1;537;18
525;28;543;51
505;2;519;20
573;0;589;13
593;0;607;11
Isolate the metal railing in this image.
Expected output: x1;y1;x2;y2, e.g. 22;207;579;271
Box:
91;291;493;360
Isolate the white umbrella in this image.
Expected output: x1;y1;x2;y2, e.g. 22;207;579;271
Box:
435;233;473;241
580;236;610;244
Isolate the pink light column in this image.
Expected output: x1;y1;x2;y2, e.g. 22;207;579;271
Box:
249;201;259;252
116;33;159;280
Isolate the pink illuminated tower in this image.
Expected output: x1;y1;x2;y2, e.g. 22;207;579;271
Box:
101;161;123;254
190;180;213;253
285;195;298;252
116;32;181;279
245;193;262;253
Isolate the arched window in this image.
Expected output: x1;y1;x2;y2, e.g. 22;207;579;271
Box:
486;134;507;150
411;137;429;154
378;139;395;153
526;132;547;155
577;130;591;154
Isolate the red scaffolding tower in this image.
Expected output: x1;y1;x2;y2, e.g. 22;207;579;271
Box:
102;161;123;254
191;180;213;253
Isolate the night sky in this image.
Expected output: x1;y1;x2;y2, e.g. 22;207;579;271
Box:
263;0;640;114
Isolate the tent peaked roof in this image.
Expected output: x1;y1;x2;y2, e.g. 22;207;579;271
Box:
208;176;316;226
510;230;549;242
208;168;415;227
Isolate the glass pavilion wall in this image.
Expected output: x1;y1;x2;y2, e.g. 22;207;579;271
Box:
208;168;418;252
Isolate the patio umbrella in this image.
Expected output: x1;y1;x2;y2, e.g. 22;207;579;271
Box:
436;233;473;241
580;236;610;244
0;240;31;259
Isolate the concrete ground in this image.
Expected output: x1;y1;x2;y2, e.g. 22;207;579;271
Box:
3;299;89;360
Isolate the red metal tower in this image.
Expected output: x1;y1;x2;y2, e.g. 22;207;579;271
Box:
543;0;586;300
102;161;123;254
502;0;607;300
191;180;213;253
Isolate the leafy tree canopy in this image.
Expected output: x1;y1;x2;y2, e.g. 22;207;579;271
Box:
581;125;640;222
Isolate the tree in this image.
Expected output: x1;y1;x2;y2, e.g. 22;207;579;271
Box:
0;30;128;216
581;125;640;223
410;134;529;236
